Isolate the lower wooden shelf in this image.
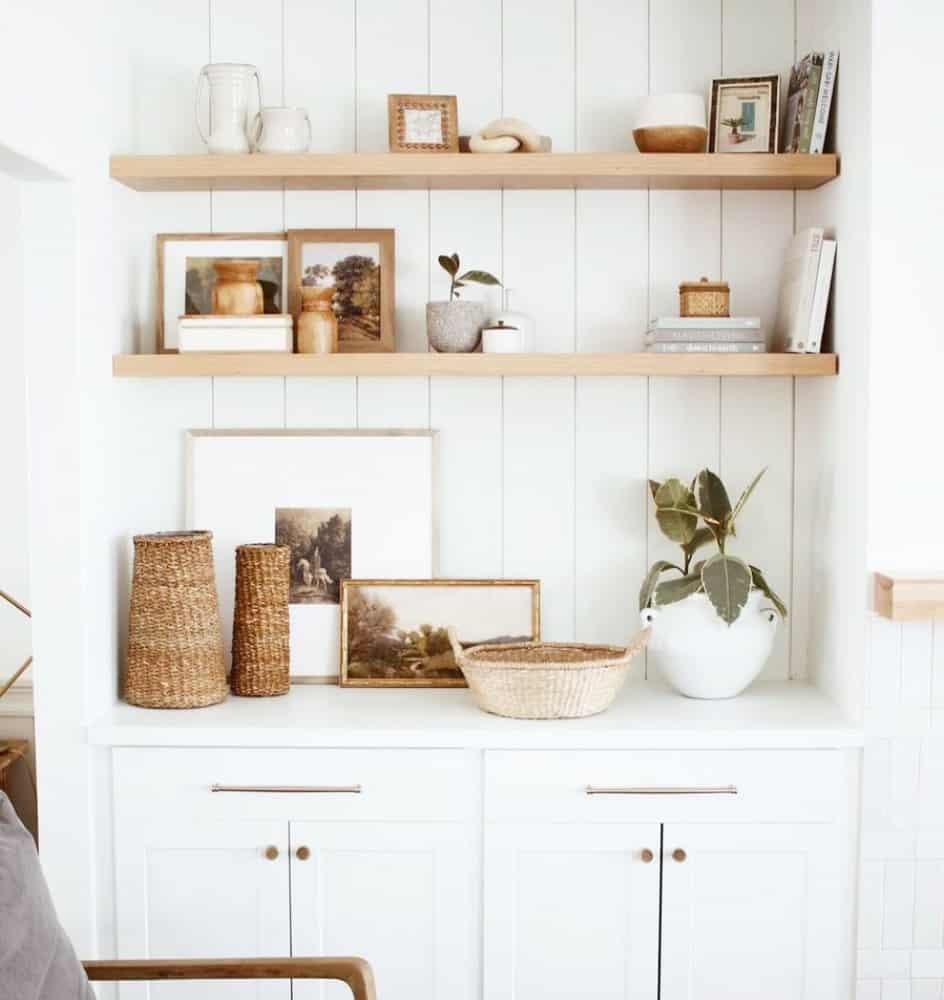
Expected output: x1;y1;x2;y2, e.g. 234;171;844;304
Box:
112;352;838;378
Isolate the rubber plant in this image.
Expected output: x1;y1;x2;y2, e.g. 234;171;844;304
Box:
639;468;787;626
437;252;501;300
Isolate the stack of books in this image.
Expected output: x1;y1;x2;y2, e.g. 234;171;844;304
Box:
646;317;765;354
774;228;837;353
783;51;838;154
178;315;294;353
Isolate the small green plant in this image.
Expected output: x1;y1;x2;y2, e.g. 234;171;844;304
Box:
437;252;501;301
639;468;787;626
721;115;744;136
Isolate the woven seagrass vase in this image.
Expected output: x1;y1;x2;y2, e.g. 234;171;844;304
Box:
125;531;227;709
231;543;290;697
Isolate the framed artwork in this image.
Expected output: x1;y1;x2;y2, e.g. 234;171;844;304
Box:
340;579;541;688
187;430;439;682
709;76;780;153
156;233;288;352
388;94;459;153
286;229;396;353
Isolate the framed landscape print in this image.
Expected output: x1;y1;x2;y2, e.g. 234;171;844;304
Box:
287;229;396;353
187;430;438;681
388;94;459;152
157;232;288;352
709;75;780;153
340;579;540;688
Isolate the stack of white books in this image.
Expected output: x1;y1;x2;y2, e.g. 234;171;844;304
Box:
178;315;294;353
773;228;837;353
646;317;765;353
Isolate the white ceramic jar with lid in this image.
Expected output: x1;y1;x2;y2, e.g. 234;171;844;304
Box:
491;289;535;351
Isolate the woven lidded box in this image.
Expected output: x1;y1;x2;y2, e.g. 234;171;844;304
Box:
679;277;730;317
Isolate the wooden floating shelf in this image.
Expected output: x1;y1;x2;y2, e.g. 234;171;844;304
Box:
109;152;838;192
112;352;838;378
873;573;944;621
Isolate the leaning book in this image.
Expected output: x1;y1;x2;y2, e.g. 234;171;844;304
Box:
646;342;765;354
783;53;823;153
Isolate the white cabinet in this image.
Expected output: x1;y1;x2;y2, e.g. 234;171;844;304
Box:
660;824;840;1000
484;823;660;1000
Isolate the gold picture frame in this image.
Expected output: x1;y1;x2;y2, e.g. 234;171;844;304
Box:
340;579;541;688
387;94;459;153
286;229;396;354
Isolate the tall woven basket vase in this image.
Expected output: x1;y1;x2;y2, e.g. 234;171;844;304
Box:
125;531;227;709
231;544;290;697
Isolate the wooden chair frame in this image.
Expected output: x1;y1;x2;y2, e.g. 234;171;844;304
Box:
83;957;376;999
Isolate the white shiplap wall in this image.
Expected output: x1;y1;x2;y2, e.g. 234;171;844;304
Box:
117;0;809;677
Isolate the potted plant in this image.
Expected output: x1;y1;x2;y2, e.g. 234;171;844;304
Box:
639;467;787;699
722;115;744;143
426;252;501;353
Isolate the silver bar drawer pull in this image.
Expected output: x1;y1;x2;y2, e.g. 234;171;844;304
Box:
585;785;738;796
210;784;363;795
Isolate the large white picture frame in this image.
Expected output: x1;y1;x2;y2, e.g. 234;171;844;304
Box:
187;429;438;681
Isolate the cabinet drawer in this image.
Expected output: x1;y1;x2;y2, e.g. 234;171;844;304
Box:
485;750;842;824
114;747;478;823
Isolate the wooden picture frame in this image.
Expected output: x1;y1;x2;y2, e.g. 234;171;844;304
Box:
709;75;780;154
287;229;396;354
156;232;288;353
387;94;459;153
340;579;541;688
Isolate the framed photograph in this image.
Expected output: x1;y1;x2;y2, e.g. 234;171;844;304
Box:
187;429;438;682
156;233;288;352
340;579;540;688
388;94;459;153
287;229;395;353
709;75;780;153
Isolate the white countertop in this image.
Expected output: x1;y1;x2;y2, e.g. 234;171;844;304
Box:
87;680;862;750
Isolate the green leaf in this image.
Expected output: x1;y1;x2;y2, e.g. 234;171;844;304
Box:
682;526;716;561
438;254;458;276
457;269;502;286
749;564;788;619
648;479;662;501
701;553;752;625
654;478;697;544
453;281;466;288
729;467;766;529
654;572;703;607
639;560;682;610
695;469;732;525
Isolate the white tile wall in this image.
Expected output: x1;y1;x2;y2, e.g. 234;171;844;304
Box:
860;617;944;994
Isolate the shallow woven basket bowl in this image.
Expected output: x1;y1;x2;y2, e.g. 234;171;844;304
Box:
449;628;649;720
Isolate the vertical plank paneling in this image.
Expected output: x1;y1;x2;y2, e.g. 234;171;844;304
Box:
430;378;503;578
575;377;648;651
721;378;794;678
285;379;357;428
212;377;285;427
356;378;430;428
356;0;427;152
209;0;284;230
503;378;576;641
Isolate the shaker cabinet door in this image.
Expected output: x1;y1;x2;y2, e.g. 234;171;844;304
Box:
113;817;291;1000
289;820;477;1000
660;823;841;1000
483;822;661;1000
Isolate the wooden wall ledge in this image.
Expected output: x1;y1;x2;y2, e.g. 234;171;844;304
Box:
873;573;944;621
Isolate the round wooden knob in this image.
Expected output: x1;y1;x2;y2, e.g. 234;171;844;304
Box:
672;848;687;863
641;848;654;863
296;846;311;861
264;845;279;860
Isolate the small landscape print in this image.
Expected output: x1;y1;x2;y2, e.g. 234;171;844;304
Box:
186;256;283;315
301;242;382;346
342;581;539;687
275;507;352;606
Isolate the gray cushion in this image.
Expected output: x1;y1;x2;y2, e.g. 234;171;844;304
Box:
0;793;94;1000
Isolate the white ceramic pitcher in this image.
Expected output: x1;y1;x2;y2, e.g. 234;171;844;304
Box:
195;63;262;154
250;107;311;153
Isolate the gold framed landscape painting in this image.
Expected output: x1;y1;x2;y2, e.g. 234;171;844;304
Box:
286;229;396;353
340;579;540;688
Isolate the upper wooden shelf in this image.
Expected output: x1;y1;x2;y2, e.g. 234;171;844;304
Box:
112;352;838;378
874;573;944;621
109;152;839;192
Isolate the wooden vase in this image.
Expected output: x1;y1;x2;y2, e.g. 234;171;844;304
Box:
212;259;264;315
297;286;338;353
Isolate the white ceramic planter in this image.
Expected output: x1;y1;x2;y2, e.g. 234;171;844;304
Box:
641;590;778;699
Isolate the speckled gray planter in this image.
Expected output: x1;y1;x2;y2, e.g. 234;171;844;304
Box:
426;301;484;353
